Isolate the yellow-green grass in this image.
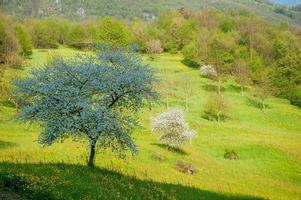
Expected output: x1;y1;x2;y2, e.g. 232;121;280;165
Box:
0;49;301;199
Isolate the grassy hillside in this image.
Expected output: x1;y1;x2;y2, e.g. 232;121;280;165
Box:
0;48;301;199
1;0;301;24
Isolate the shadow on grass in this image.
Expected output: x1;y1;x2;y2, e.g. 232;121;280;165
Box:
0;162;266;200
227;84;249;93
151;143;189;155
0;141;16;149
202;84;226;92
246;97;271;110
181;59;199;68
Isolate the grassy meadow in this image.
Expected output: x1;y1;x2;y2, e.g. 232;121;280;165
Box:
0;48;301;199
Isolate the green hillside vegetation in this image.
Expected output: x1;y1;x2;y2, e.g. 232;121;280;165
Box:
1;9;300;108
0;3;301;200
0;49;301;199
1;0;301;24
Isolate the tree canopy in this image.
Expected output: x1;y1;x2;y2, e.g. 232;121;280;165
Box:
14;47;158;166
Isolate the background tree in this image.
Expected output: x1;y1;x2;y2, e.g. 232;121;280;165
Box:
146;39;163;60
234;59;250;96
66;23;87;49
207;31;237;95
97;17;131;47
151;109;196;148
14;24;33;57
30;18;60;48
200;64;217;78
271;32;301;100
14;47;158;167
204;94;229;122
0;15;22;68
253;70;274;111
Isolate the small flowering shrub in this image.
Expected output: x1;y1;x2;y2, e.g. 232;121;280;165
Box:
200;65;217;78
151;109;197;148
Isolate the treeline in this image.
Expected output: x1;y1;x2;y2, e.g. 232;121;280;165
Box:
0;13;32;69
0;9;300;106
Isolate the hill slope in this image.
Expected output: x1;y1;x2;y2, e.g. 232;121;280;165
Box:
0;49;301;199
1;0;301;24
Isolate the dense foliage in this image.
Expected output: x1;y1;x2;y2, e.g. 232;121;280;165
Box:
0;7;300;106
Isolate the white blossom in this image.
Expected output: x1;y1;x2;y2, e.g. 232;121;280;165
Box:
151;109;197;148
200;65;217;78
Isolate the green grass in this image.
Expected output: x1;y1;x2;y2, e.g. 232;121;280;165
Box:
0;49;301;199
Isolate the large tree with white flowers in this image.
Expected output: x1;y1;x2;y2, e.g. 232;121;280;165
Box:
14;47;158;167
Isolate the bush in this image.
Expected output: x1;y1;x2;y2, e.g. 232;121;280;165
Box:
175;160;196;175
151;109;197;148
146;40;163;54
290;86;301;107
203;94;229;122
150;152;166;162
224;150;239;160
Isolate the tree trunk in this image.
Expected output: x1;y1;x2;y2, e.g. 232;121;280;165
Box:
15;100;19;113
217;79;221;96
241;85;244;96
87;143;96;167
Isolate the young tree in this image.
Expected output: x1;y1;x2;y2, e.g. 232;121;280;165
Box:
97;17;131;47
66;23;87;49
14;24;33;57
271;32;301;100
253;70;273;111
146;39;163;60
204;94;229;122
0;16;22;68
234;59;250;96
200;64;217;78
182;76;193;111
14;47;158;167
151;109;196;148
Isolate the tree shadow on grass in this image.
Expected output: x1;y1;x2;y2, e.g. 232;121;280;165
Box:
202;84;226;93
181;59;199;68
246;97;271;110
151;143;189;156
0;141;16;149
0;162;266;200
227;84;249;93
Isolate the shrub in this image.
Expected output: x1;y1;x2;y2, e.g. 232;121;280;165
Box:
290;86;301;107
203;94;229;122
150;152;166;162
200;65;217;78
146;40;163;55
224;150;239;160
151;109;197;148
175;160;196;175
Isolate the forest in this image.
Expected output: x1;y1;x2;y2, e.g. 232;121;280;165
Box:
1;9;301;107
